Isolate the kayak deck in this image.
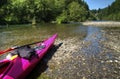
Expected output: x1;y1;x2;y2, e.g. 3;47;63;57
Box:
0;34;57;79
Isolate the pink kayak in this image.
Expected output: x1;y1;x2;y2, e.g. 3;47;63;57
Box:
0;34;57;79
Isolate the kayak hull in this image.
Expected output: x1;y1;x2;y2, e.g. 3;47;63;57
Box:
0;34;57;79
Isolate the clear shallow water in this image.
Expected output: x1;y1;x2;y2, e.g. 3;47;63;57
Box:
0;24;119;53
82;26;105;55
0;24;87;50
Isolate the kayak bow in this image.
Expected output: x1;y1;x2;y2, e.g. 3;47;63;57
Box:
0;34;57;79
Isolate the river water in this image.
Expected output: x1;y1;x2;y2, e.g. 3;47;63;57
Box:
0;24;87;50
0;24;120;79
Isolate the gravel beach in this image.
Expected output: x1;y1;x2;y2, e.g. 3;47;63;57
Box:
27;28;120;79
82;21;120;27
0;24;119;79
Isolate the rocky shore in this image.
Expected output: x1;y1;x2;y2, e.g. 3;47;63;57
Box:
43;30;120;79
27;29;120;79
82;21;120;27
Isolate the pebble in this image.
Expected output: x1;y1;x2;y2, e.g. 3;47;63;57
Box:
114;60;119;63
106;60;113;63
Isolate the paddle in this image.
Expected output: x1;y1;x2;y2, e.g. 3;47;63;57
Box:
0;41;43;55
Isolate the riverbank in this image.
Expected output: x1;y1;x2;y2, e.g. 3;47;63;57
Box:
81;21;120;27
1;21;120;27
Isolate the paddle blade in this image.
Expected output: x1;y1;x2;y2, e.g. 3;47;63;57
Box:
0;48;14;55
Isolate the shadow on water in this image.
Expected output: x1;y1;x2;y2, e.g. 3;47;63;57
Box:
26;43;63;79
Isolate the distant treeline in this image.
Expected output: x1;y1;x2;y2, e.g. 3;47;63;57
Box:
0;0;92;25
91;0;120;21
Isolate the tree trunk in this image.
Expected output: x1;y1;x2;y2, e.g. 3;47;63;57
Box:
32;16;36;25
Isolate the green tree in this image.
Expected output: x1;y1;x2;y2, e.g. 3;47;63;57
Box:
0;0;8;7
56;0;89;23
0;0;10;24
8;0;27;24
56;10;68;24
97;0;120;21
68;1;88;21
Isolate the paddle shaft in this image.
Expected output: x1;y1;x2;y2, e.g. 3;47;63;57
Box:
15;41;43;48
0;41;43;55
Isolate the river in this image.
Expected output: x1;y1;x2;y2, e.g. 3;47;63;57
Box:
0;24;120;79
0;24;87;50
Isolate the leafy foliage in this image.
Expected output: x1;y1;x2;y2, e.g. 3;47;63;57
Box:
0;0;90;24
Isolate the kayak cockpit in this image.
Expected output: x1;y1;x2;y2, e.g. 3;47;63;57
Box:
6;44;46;60
0;60;13;78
